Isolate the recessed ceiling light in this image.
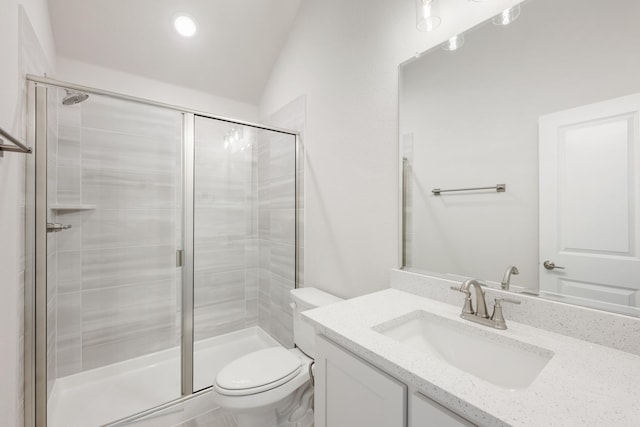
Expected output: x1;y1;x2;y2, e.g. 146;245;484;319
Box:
174;15;197;38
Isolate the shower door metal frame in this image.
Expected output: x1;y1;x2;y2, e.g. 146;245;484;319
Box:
24;82;49;427
25;75;301;427
181;113;195;396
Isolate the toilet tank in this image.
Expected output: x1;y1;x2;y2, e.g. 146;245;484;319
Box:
290;288;343;358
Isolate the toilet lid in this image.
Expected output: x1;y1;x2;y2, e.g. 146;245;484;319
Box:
215;347;302;396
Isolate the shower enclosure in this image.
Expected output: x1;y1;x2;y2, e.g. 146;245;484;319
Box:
24;77;300;427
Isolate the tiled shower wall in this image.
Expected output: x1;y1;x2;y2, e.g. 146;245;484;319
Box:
193;117;259;341
53;93;184;375
52;97;285;376
257;96;306;348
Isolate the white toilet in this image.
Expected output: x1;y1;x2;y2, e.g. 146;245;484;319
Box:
211;287;343;427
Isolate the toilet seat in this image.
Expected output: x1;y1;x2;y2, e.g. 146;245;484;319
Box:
215;347;302;396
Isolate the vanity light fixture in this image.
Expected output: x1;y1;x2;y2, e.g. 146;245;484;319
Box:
492;5;521;26
174;15;197;37
416;0;441;32
442;33;464;51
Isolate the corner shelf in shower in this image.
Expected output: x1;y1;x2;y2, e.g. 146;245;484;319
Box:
50;204;97;211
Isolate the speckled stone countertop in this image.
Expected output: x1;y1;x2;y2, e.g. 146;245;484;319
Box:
302;289;640;427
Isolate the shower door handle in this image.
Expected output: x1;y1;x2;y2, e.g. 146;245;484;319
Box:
46;223;72;233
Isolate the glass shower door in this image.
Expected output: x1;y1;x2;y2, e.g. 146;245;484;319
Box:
31;79;300;426
192;116;298;392
43;85;184;427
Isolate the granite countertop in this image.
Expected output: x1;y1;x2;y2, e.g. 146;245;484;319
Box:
302;288;640;427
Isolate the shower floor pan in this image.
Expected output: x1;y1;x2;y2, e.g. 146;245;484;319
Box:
47;326;280;427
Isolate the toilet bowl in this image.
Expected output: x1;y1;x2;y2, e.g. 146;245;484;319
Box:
211;287;342;427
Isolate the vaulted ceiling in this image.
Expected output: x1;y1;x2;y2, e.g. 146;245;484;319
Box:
47;0;302;104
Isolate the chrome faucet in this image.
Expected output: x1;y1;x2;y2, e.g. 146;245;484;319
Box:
451;279;521;329
501;265;519;290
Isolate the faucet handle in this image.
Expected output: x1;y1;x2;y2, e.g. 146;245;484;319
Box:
491;298;521;329
490;297;521;329
450;286;474;314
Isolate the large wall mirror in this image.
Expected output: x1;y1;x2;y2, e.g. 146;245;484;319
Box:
400;0;640;316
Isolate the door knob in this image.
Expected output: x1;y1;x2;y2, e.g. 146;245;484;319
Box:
543;260;564;270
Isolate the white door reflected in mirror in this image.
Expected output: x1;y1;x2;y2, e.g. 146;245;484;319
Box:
539;94;640;316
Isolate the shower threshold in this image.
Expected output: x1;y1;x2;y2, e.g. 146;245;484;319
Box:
47;326;280;427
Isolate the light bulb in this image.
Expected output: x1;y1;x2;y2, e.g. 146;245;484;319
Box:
493;5;521;26
416;0;441;32
442;33;465;51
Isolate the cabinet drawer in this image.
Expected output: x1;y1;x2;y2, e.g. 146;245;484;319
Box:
410;392;475;427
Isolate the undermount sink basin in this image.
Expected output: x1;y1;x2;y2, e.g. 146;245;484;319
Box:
373;311;553;389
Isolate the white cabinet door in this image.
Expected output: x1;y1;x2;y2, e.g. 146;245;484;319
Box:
410;392;475;427
539;93;640;314
315;335;407;427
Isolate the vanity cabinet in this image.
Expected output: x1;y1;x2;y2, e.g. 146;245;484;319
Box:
315;335;476;427
315;335;406;427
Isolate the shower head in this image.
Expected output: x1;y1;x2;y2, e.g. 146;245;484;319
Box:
62;89;89;106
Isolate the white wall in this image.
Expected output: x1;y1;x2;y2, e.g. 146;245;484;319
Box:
0;1;56;425
259;0;521;298
56;58;259;122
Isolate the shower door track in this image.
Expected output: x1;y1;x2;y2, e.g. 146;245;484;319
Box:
24;76;301;427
